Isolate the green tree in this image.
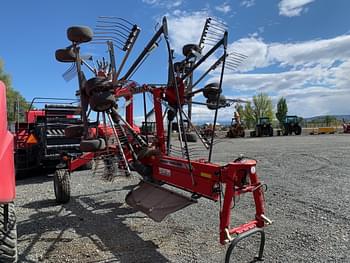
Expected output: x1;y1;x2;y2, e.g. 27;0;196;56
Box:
240;102;255;128
275;97;288;127
0;59;29;122
323;115;336;127
241;93;274;127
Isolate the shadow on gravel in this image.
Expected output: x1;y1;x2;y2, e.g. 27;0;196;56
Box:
16;170;54;186
18;194;169;263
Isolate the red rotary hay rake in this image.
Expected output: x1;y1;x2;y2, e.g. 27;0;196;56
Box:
54;16;271;262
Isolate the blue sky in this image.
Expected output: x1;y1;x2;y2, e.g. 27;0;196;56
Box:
1;0;349;122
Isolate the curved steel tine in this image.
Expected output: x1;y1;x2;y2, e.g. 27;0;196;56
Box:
204;35;223;42
98;16;134;27
208;23;227;33
209;17;228;28
95;24;131;36
229;51;248;59
62;63;77;82
93;36;125;46
206;29;225;38
94;31;128;41
96;17;133;27
227;57;244;64
90;41;124;50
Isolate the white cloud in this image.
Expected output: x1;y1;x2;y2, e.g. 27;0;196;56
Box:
268;35;350;67
201;35;350;119
241;0;255;8
167;11;209;54
215;2;232;14
228;34;350;71
278;0;315;17
228;37;269;71
142;0;183;8
142;0;158;4
164;9;350;119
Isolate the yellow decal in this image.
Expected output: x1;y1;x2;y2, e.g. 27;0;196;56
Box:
200;172;212;179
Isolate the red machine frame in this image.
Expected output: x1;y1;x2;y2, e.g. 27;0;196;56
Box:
0;81;15;204
54;16;271;262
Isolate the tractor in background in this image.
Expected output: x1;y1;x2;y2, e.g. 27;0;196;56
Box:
226;111;245;138
250;117;273;137
282;115;302;135
0;81;17;263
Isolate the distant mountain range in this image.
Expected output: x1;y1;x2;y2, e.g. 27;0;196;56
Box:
304;115;350;121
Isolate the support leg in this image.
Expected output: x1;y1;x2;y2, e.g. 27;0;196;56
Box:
225;228;265;263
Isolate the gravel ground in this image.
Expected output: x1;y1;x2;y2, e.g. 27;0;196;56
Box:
15;134;350;262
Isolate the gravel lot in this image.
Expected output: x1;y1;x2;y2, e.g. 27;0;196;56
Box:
16;134;350;262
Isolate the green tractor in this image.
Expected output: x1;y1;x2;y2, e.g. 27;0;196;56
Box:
250;117;273;137
282;115;302;135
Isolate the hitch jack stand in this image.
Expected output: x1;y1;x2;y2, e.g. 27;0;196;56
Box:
225;228;265;263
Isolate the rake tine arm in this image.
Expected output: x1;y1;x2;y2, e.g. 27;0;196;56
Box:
96;20;132;33
182;36;225;81
190;54;226;90
121;20;166;80
94;28;129;40
114;26;141;82
98;16;134;27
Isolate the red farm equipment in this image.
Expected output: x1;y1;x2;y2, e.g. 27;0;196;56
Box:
0;81;18;262
13;97;93;176
53;16;271;262
342;119;350;133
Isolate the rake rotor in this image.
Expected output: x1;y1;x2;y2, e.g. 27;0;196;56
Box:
199;17;228;49
93;16;140;51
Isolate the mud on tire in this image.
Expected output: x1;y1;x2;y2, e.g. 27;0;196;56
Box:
54;169;71;204
0;203;17;263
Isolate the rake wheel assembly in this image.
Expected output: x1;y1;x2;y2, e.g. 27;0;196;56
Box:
54;15;270;262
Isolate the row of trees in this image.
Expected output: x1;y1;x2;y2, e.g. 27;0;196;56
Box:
0;59;29;122
237;93;288;129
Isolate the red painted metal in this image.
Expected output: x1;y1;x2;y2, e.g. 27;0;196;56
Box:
68;152;95;172
152;88;166;153
125;95;133;126
26;110;45;123
131;86;267;245
0;81;16;203
108;82;268;245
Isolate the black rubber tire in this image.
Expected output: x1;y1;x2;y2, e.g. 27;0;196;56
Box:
55;47;76;63
182;44;201;57
65;125;84;138
0;203;17;263
85;77;111;96
54;169;70;204
137;147;160;160
89;92;115;112
250;131;256;137
257;127;262;137
207;95;226;110
80;138;106;152
294;125;302;135
240;130;245;138
269;127;274;136
185;132;197;142
173;62;185;72
67;26;93;43
203;82;221;100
